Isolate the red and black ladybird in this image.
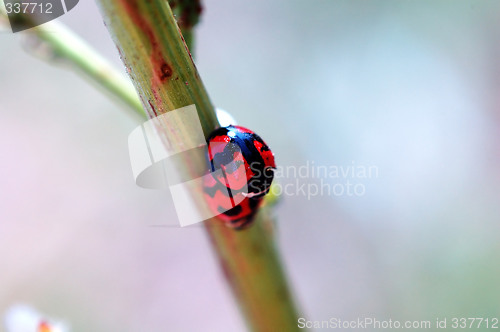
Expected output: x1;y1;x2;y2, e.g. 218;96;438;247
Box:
203;125;275;229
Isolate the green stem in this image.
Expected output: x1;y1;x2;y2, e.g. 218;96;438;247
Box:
38;22;146;119
0;4;146;119
168;0;202;50
2;0;301;329
95;0;301;330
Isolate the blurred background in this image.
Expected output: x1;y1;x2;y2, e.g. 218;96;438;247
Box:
1;0;500;330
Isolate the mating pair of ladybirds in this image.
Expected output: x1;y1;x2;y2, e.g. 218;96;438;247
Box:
203;125;276;229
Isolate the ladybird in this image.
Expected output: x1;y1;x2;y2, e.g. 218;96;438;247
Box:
203;125;275;229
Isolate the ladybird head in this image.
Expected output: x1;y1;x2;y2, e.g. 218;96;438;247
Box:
207;125;275;199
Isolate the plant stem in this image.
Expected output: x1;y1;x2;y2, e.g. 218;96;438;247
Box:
0;4;146;119
95;0;301;330
168;0;203;50
40;22;146;119
2;1;299;328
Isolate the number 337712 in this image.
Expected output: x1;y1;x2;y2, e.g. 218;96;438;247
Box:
451;318;498;329
5;2;53;14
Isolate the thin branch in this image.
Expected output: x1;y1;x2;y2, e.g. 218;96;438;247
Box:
0;3;146;120
1;0;300;329
95;0;301;330
168;0;203;50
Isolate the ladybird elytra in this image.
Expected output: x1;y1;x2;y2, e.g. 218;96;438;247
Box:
203;125;276;229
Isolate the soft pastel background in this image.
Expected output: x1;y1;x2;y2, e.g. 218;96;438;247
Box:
1;0;500;331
